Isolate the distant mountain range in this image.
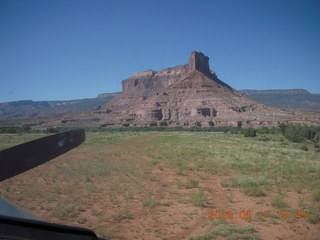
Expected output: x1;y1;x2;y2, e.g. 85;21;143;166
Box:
239;89;320;111
0;93;119;121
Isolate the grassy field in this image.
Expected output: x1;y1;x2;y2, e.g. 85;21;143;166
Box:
0;131;319;239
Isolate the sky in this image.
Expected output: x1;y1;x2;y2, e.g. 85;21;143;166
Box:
1;0;320;102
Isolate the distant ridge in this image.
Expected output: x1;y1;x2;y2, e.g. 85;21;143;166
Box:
0;95;116;121
97;92;121;98
240;89;310;95
240;89;320;111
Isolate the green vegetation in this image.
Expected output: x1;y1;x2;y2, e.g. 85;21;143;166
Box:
113;209;132;222
176;178;199;189
143;199;171;208
279;123;319;143
187;178;200;188
271;194;289;209
52;203;81;220
243;128;257;137
227;191;235;203
0;125;279;134
308;204;320;224
190;189;207;207
0;126;32;133
191;224;259;240
96;226;118;239
221;177;272;197
0;128;319;238
313;189;320;202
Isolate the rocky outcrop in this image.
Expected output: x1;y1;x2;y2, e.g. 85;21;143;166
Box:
104;64;190;110
188;51;211;76
83;51;319;127
17;51;314;128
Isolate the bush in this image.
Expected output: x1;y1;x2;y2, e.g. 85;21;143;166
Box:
308;204;320;224
278;123;287;134
186;178;199;189
257;126;270;134
271;194;289;209
242;186;266;197
113;210;132;222
243;128;256;137
300;144;308;151
257;136;271;142
284;124;315;143
47;127;59;133
191;224;259;240
0;127;18;133
143;199;171;208
313;189;320;202
190;189;207;207
0;126;33;133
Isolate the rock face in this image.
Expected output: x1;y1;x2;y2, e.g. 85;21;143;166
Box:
107;64;189;110
73;52;320;126
189;52;210;75
58;51;319;127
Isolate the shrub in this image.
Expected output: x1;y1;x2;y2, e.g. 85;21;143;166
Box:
257;126;270;134
300;145;308;151
191;224;259;240
271;194;289;209
257;136;271;142
0;127;18;133
221;177;270;197
242;186;266;197
243;128;256;137
113;210;132;222
190;189;207;207
47;127;59;133
227;191;235;203
284;124;316;143
143;199;171;208
308;204;320;224
278;123;287;134
76;215;87;224
186;178;199;189
313;189;320;202
52;204;79;220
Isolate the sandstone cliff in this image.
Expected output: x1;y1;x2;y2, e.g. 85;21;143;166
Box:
84;51;319;127
3;52;318;128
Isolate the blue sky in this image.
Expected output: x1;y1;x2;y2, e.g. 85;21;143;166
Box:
1;0;320;102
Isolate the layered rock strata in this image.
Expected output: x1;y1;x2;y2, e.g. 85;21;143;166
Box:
61;52;320;127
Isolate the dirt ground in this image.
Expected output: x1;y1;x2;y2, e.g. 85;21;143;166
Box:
1;132;319;239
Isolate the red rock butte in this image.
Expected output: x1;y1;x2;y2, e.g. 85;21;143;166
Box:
62;52;319;127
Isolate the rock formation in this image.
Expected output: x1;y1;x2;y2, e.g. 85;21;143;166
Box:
77;51;318;127
3;52;318;128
